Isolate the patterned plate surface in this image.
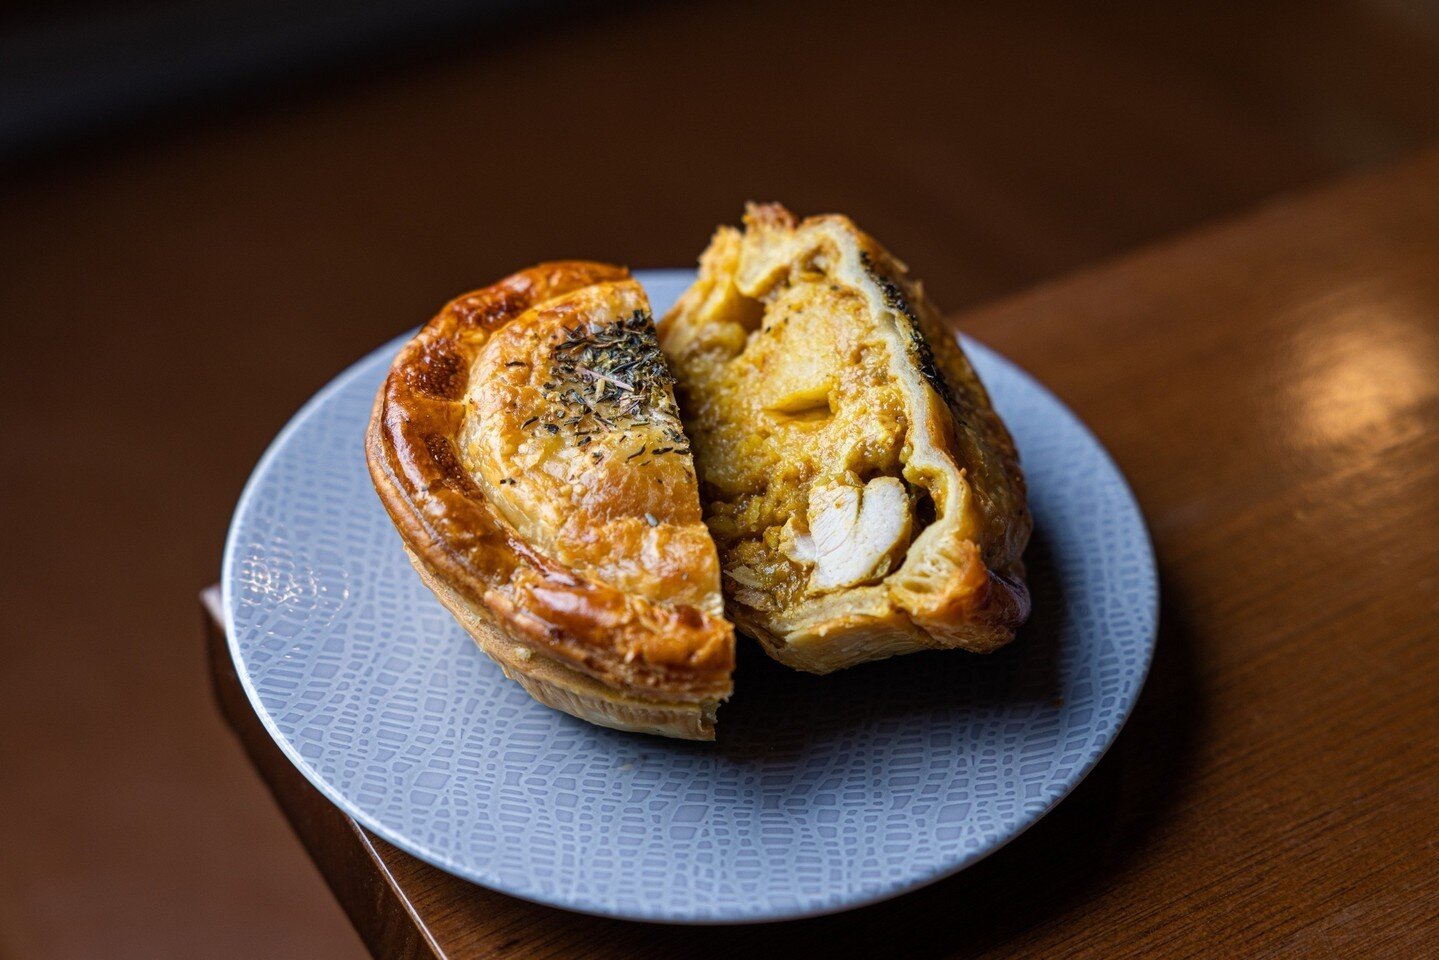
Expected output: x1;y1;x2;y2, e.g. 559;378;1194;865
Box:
224;269;1157;923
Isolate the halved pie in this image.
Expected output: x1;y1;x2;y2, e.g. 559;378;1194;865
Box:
367;263;734;739
658;205;1032;673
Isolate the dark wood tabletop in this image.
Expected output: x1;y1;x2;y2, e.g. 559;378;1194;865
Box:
206;147;1439;959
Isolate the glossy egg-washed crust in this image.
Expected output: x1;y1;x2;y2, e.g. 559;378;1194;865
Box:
367;263;733;739
660;206;1032;672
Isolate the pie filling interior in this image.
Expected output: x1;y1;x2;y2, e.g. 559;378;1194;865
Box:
670;265;939;616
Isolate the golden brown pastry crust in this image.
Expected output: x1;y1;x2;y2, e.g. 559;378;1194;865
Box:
659;206;1031;673
367;262;734;739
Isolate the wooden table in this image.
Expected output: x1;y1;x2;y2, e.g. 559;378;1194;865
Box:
206;149;1439;959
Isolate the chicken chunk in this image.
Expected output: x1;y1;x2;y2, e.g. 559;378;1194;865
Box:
783;476;912;593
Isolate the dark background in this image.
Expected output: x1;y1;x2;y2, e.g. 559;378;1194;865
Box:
3;1;1439;956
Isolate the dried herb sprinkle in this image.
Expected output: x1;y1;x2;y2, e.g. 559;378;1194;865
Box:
516;310;690;464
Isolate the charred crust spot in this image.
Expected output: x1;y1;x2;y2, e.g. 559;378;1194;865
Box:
403;339;466;400
860;251;956;406
423;434;483;496
450;286;532;328
673;605;704;629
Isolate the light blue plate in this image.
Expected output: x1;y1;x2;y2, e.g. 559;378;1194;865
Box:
224;269;1157;924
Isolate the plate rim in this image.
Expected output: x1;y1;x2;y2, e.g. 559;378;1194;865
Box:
222;268;1159;924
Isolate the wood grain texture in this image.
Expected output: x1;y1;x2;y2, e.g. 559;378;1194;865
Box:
207;149;1439;959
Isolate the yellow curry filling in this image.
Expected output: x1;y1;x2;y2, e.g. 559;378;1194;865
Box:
669;271;924;614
